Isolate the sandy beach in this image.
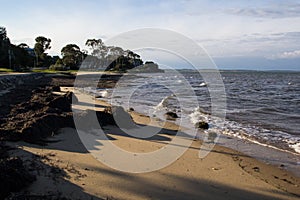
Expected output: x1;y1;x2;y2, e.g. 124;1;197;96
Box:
1;74;299;200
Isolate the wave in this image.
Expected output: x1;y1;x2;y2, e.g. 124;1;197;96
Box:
154;94;176;110
98;90;108;98
189;106;210;125
188;106;300;155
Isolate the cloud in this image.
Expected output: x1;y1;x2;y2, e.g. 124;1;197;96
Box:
197;31;300;58
226;3;300;18
268;50;300;59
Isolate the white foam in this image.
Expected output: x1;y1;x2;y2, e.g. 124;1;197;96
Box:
189;107;209;125
99;90;108;98
290;143;300;154
154;95;176;110
199;82;207;87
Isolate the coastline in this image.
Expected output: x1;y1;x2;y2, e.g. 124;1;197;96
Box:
1;73;300;199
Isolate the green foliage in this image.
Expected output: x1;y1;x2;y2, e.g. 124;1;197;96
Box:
0;26;161;73
61;44;84;70
10;44;34;70
34;36;52;68
84;38;144;72
49;64;65;71
0;68;14;72
0;26;10;68
49;58;66;71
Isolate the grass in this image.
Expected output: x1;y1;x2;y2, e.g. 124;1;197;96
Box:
31;69;78;74
0;68;14;73
0;67;78;74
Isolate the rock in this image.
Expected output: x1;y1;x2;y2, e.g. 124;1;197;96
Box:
165;111;179;120
111;106;135;129
129;107;135;112
65;91;78;104
253;167;260;172
195;121;209;130
75;109;116;130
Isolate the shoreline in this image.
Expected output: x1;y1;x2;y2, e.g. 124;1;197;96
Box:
1;73;300;199
74;82;300;177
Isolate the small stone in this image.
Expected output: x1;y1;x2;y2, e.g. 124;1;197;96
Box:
165;111;179;120
195;121;209;129
253;167;260;172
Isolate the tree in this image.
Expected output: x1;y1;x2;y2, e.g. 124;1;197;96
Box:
0;27;8;42
84;38;144;71
0;27;10;68
85;38;108;68
34;36;51;67
61;44;83;70
17;43;29;49
85;39;103;51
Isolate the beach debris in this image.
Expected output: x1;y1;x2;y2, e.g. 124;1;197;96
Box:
52;85;61;92
252;166;260;172
0;86;75;144
47;95;72;112
0;156;36;199
76;106;136;130
165;111;179;120
65;91;78;104
195;121;209;130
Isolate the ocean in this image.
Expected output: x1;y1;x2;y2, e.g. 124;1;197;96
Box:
78;70;300;175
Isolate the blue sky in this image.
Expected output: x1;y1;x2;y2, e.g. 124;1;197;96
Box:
1;0;300;70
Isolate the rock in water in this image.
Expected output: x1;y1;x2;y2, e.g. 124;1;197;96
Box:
195;121;209;130
165;111;179;120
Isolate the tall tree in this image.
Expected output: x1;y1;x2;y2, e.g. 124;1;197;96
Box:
85;39;103;52
0;27;11;68
85;38;108;68
34;36;51;67
61;44;83;70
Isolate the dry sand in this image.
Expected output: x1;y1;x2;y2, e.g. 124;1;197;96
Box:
7;87;300;200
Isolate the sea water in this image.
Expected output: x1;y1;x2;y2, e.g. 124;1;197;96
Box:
78;70;300;176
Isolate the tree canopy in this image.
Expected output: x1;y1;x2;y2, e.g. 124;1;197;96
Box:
83;38;143;71
61;44;84;70
0;26;162;72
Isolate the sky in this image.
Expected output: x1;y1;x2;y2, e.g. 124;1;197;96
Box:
1;0;300;70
